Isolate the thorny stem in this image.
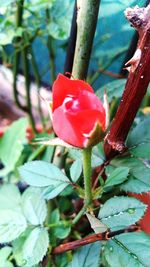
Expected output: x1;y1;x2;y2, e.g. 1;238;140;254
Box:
72;0;100;79
52;225;140;254
104;4;150;160
83;147;92;206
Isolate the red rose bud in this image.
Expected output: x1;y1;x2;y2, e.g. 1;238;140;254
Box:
52;74;106;148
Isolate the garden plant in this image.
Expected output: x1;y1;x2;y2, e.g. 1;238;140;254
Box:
0;0;150;267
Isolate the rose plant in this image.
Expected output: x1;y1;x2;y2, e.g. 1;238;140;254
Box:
0;1;150;267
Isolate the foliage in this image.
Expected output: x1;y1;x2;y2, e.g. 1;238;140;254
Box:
0;0;150;267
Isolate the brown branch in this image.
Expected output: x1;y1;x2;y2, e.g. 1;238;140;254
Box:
52;225;140;255
104;4;150;160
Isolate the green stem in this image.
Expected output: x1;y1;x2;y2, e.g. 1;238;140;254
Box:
72;205;86;225
22;45;36;132
46;9;56;82
72;0;100;79
29;46;46;130
82;147;92;206
47;221;71;228
13;0;27;111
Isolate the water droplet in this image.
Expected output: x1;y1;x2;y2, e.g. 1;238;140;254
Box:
141;75;144;79
128;208;135;214
22;259;27;266
109;246;113;252
27;53;32;60
133;255;138;260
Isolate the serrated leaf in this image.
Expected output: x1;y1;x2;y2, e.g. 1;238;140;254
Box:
0;184;21;212
70;159;82;183
68;242;101;267
22;187;47;225
121;175;150;194
98;196;147;231
104;167;129;188
19;160;70;187
12;229;32;266
86;213;108;234
130;143;150;159
104;232;150;267
127;117;150;147
22;227;49;267
0;210;27;243
111;157;150;190
0;118;27;173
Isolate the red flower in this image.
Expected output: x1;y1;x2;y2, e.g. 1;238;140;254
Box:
52;74;106;148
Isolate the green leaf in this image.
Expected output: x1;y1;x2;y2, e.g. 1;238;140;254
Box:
86;213;108;234
97;79;126;102
22;227;49;267
19;160;70;187
70;159;82;183
22;187;47;225
0;0;14;6
127;117;150;146
68;242;101;267
98;196;147;231
111;157;150;191
49;209;71;239
0;118;27;174
0;210;27;243
130;143;150;159
42;183;69;199
12;229;31;267
46;0;73;40
121;175;150;194
104;232;150;267
0;247;12;267
0;184;21;212
3;262;13;267
104;167;129;188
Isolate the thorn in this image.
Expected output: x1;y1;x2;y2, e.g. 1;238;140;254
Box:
125;48;141;72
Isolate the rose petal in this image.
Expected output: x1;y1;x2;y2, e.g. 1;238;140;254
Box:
53;107;105;148
52;74;94;111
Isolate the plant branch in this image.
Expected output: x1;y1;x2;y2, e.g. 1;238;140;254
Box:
104;4;150;160
83;147;92;206
46;9;56;83
72;0;100;79
13;0;27;111
22;45;36;132
30;46;46;129
64;0;77;75
52;225;140;254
